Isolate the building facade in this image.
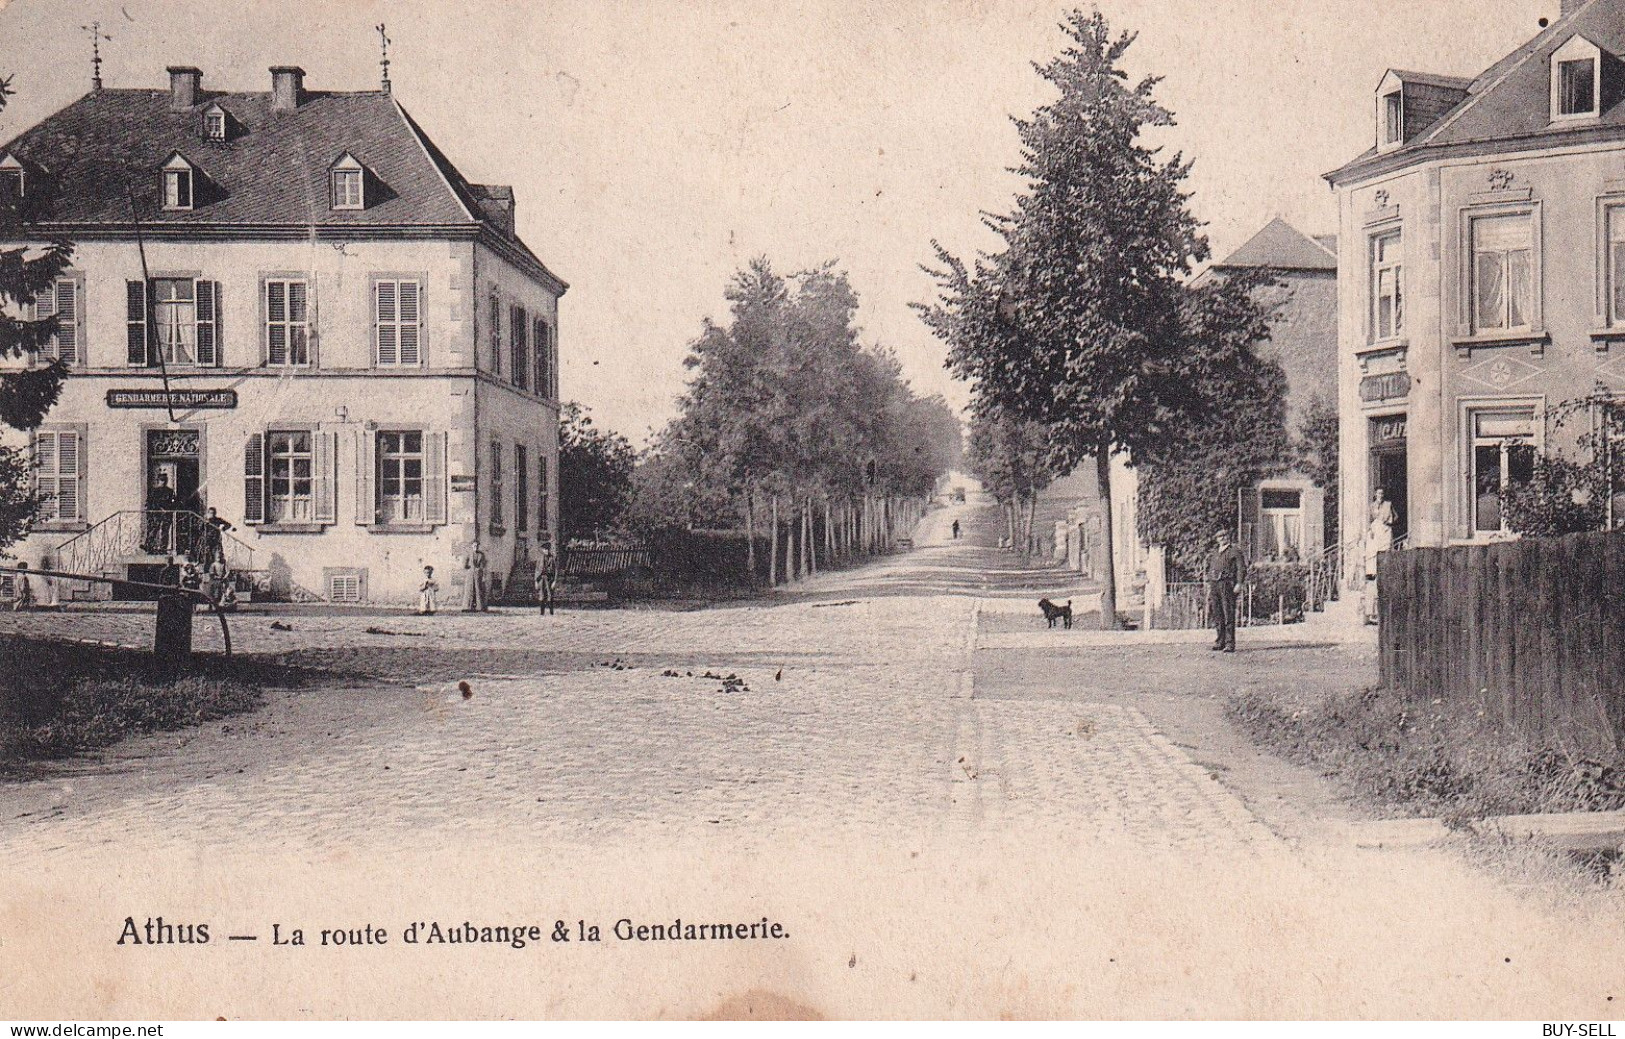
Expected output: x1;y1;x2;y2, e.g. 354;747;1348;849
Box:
0;65;566;603
1327;0;1625;552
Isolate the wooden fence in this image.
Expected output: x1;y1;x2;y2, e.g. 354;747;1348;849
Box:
1377;531;1625;752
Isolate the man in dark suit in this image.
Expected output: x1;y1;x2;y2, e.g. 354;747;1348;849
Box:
1207;527;1247;653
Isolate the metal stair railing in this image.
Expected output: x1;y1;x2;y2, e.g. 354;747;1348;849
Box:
53;509;256;578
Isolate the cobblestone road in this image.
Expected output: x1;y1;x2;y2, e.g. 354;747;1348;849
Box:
0;502;1271;859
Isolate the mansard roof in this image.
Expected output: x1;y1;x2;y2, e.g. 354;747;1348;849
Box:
1328;0;1625;185
0;84;564;290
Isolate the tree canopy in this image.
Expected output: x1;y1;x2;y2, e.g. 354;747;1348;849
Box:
558;402;637;544
917;10;1276;622
0;73;75;552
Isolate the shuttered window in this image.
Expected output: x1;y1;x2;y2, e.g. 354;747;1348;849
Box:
489;291;502;377
127;280;149;365
515;444;529;533
266;279;311;366
33;428;85;525
243;430;336;526
146;278;220;366
33;277;82;365
375;279;422;366
328;572;363;603
538;454;550;541
533;319;551;398
489;439;505;531
509;305;529;390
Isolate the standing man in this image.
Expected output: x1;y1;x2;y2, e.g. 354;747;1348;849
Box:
146;473;178;554
200;507;235;570
534;540;557;617
1206;527;1247;653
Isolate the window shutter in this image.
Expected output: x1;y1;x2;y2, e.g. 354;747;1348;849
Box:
1237;486;1262;562
376;281;398;365
355;429;376;525
55;280;79;365
489;293;502;377
267;280;287;365
242;433;264;524
30;283;56;362
425;431;447;525
399;281;421;365
32;431;57;519
56;431;81;523
314;431;337;524
126;280;149;365
195;280;219;366
1302;486;1326;557
542;318;555;396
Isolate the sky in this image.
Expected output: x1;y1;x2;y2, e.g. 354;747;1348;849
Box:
0;0;1557;444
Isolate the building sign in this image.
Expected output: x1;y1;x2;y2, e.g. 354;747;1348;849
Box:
1360;372;1411;403
1371;415;1407;445
106;389;238;410
449;475;476;493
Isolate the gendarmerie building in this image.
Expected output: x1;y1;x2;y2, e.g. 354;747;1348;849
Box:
1327;0;1625;550
0;63;565;603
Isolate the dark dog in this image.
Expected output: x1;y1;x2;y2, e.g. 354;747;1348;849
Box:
1038;598;1073;629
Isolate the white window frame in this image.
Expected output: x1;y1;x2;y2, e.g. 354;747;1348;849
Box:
331;155;365;210
266;429;316;524
1600;199;1625;328
1257;488;1305;562
0;153;24;200
162;154;195;211
265;278;312;366
203;105;227;142
1463;207;1540;337
1382;91;1403;145
1370;229;1403;343
1461;399;1543;538
377;430;426;525
1552;36;1602;122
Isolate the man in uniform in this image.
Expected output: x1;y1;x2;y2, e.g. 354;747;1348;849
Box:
1206;527;1247;653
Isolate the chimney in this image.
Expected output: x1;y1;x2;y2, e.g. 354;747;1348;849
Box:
473;185;516;237
168;66;202;109
270;66;306;111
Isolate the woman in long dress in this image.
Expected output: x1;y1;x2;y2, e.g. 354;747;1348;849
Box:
1362;489;1396;623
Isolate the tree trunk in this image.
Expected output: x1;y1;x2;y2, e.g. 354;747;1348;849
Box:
804;499;814;576
1096;446;1120;630
746;490;757;580
770;496;780;586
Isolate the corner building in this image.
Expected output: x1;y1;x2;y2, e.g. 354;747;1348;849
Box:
1327;0;1625;551
0;65;566;603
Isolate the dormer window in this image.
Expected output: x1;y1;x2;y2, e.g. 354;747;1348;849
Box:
162;153;195;211
1552;36;1602;121
0;153;23;201
330;153;364;211
1382;92;1404;145
203;104;227;142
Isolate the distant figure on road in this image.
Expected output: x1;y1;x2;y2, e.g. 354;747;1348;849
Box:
951;519;961;540
1206;528;1247;653
535;543;557;616
417;565;440;616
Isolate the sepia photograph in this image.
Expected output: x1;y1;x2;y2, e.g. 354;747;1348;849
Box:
1;0;1623;1024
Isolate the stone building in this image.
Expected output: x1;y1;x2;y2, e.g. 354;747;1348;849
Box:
0;64;565;603
1326;0;1625;551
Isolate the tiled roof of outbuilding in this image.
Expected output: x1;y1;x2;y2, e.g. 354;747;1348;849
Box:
1212;217;1337;272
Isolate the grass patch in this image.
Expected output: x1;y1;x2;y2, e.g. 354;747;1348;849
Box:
1227;685;1625;820
0;635;300;767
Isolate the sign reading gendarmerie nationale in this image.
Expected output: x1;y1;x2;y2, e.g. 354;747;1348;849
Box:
106;389;239;410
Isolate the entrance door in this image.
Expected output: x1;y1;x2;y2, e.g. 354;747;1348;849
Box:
1367;414;1408;543
143;428;203;556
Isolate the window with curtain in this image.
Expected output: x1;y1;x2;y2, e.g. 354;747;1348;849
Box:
1469;409;1537;534
378;431;425;524
1472;214;1533;333
1371;231;1402;341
